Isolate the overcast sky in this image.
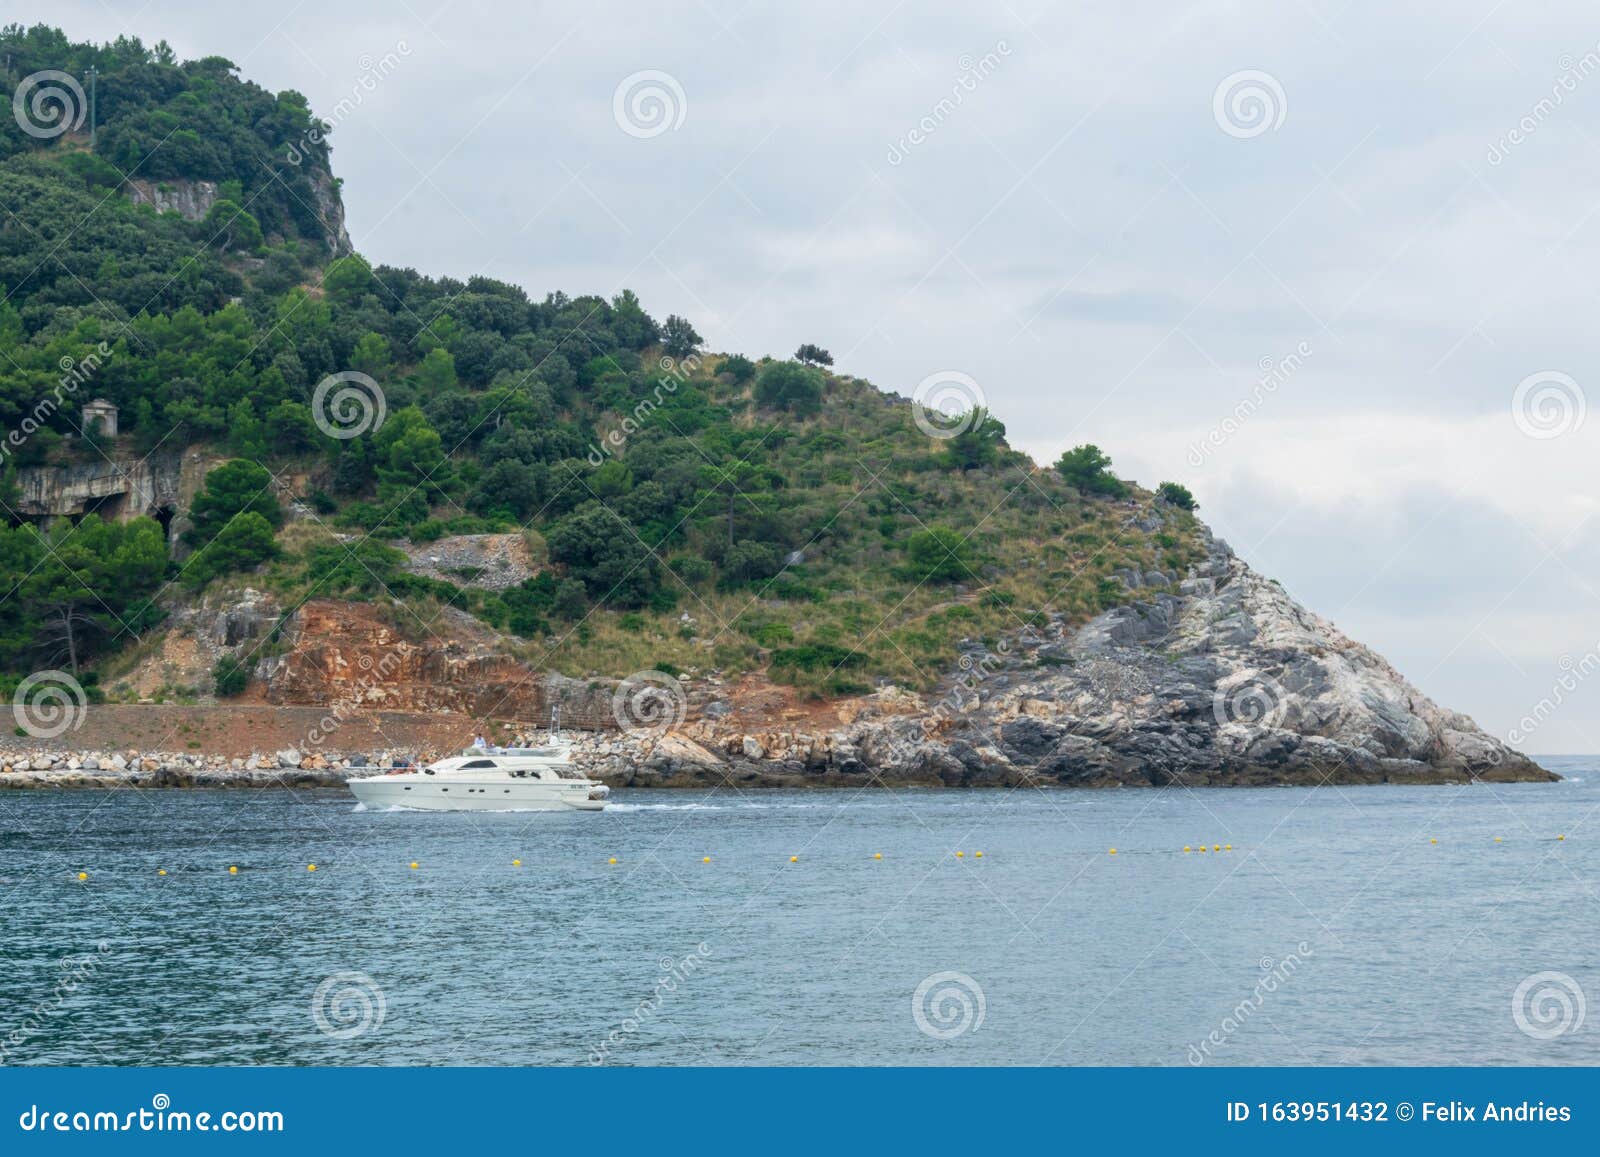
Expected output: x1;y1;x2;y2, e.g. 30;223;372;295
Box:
20;1;1600;754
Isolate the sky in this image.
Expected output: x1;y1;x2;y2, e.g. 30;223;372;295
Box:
15;0;1600;754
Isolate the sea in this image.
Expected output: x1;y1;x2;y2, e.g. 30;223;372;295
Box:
1;756;1596;1066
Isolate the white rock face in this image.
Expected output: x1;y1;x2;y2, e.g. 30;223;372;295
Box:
604;528;1553;789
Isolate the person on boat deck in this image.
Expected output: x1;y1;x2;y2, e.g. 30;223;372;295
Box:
472;734;487;751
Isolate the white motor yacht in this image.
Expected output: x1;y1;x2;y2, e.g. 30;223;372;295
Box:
347;738;610;812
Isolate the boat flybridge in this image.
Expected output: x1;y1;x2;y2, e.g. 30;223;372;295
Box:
347;714;609;812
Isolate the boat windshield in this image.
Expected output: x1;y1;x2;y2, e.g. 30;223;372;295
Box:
459;746;568;758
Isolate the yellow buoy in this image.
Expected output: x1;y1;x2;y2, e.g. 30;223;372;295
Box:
1557;834;1566;841
307;864;316;872
608;857;618;865
789;856;798;863
157;869;167;876
873;852;883;859
1199;845;1207;853
1430;838;1437;844
77;871;87;881
1184;846;1191;852
1224;844;1233;851
702;856;711;863
228;865;238;874
975;851;983;858
956;851;964;858
409;861;419;869
512;859;522;867
1108;848;1117;855
1494;837;1502;843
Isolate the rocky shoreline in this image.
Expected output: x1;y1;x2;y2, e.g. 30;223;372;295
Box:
1;530;1555;792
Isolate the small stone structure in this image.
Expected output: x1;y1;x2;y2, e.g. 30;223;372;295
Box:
81;398;118;438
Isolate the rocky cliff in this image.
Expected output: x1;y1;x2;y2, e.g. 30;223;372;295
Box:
604;529;1551;788
38;524;1547;791
12;449;215;542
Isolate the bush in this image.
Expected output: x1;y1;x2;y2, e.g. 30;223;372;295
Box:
770;643;863;672
1054;444;1128;498
183;512;278;588
754;361;824;415
904;526;975;583
719;354;756;384
213;655;249;697
1156;481;1197;510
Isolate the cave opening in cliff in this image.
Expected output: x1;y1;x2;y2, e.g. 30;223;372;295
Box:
154;504;175;539
77;491;127;523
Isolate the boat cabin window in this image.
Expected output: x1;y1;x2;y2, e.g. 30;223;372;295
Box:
460;759;498;769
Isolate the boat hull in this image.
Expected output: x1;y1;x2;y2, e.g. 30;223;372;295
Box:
348;775;606;812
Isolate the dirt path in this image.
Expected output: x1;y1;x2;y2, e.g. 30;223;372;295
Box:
0;705;529;760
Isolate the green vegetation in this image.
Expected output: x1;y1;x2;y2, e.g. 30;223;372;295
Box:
1156;481;1198;510
0;25;1205;698
1054;444;1129;498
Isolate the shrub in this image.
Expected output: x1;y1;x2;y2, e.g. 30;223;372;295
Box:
754;361;824;415
904;525;975;583
1156;481;1197;510
1055;444;1128;498
213;655;249;697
